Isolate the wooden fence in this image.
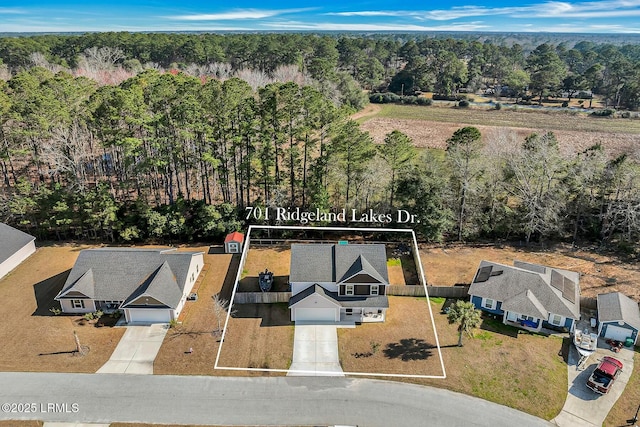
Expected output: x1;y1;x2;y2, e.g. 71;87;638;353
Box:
386;285;470;298
234;292;291;304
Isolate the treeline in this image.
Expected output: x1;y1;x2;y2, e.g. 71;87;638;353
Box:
0;33;638;109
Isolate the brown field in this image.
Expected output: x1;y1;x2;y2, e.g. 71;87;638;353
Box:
605;346;640;427
359;104;640;159
420;243;640;301
0;422;42;427
337;296;443;376
0;244;125;373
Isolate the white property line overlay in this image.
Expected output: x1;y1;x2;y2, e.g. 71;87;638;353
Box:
214;224;447;379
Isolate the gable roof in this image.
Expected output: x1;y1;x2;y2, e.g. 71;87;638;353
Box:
289;284;389;309
597;292;640;330
0;223;35;265
55;248;202;309
502;290;547;319
224;231;244;243
289;243;389;284
468;260;580;319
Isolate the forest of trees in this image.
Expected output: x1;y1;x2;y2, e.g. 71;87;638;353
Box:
0;32;638;251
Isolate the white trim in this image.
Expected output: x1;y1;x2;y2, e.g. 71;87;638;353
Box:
72;299;85;309
345;284;354;296
482;297;496;310
371;284;379;296
549;313;564;326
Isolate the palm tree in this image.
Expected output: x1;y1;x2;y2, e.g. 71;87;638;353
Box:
447;300;482;347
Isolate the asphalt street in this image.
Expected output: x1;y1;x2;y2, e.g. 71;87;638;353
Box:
0;372;552;427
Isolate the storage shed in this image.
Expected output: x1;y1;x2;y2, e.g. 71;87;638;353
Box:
224;231;244;254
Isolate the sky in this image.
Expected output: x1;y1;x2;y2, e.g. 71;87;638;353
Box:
1;0;639;33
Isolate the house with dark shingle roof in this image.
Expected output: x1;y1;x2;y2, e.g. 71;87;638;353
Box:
468;260;580;332
288;243;389;323
0;223;36;280
597;292;640;345
55;248;204;323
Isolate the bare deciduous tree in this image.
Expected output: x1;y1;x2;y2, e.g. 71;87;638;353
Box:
212;294;235;336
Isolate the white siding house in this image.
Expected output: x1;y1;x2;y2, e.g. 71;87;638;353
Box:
0;223;36;280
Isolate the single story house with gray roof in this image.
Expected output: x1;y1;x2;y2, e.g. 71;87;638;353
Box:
0;223;36;280
288;243;389;323
468;260;580;332
597;292;640;345
55;248;204;323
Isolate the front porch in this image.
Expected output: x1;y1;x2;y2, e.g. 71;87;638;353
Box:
340;307;386;323
503;311;542;332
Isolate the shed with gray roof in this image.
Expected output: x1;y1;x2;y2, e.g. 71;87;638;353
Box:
0;223;36;280
55;248;204;323
597;292;640;345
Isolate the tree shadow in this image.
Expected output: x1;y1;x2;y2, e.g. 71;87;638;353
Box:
383;338;435;361
32;269;70;316
559;336;571;363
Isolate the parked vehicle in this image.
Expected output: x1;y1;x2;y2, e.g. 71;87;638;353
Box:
587;356;623;394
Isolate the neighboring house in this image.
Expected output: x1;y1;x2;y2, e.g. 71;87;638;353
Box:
224;231;244;254
288;243;389;323
468;260;580;332
0;223;36;280
597;292;640;345
55;248;204;323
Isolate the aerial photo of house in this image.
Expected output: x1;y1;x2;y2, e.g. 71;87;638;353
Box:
55;248;204;323
468;260;580;333
288;243;390;323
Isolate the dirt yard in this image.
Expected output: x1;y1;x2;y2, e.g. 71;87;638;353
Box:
238;246;290;292
420;243;640;301
337;296;444;376
0;244;125;373
359;104;640;159
216;303;294;371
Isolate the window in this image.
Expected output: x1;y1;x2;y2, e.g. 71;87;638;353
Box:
71;299;85;309
371;285;379;296
346;308;353;315
482;298;496;310
346;285;354;296
191;273;195;282
196;265;199;273
550;314;563;326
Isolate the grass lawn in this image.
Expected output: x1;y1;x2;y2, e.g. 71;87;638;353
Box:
605;346;640;427
417;299;567;420
216;303;294;372
420;243;640;300
338;296;443;376
0;245;125;373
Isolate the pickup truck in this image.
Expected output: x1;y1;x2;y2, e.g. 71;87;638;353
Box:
587;356;623;394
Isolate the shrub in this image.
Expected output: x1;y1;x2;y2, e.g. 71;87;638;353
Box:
591;109;615;117
416;97;432;106
83;312;95;321
458;100;470;108
562;101;569;108
494;102;502;110
49;307;62;316
169;319;179;328
94;310;103;320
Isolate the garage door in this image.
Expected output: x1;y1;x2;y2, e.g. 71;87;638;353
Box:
604;324;634;342
294;308;337;323
127;308;172;323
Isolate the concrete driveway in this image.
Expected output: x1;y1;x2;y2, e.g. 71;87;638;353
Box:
96;323;168;374
288;324;344;376
552;341;634;427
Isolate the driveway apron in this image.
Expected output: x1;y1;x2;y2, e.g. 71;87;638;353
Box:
96;323;168;374
288;324;344;376
552;341;634;427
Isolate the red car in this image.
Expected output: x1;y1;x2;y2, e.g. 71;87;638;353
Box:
587;356;624;394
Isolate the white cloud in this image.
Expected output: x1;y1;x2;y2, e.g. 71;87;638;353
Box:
328;0;640;21
166;8;312;21
261;20;488;31
0;8;24;14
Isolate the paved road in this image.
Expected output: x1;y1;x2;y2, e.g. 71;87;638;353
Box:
0;373;552;427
